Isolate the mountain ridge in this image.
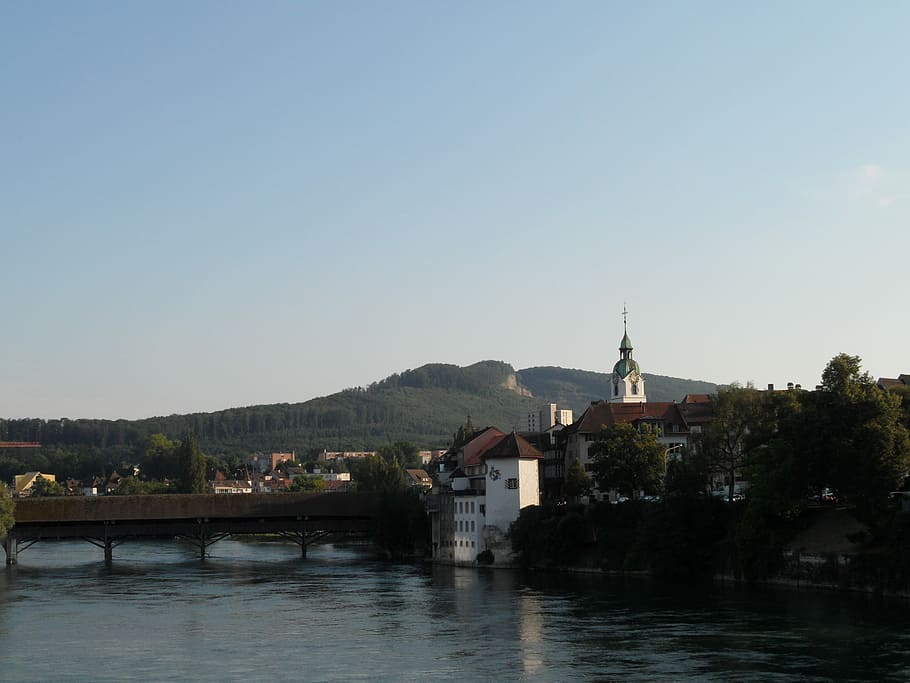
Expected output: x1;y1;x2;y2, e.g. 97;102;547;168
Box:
0;361;718;465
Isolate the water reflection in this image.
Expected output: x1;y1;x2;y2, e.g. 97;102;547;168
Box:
2;541;910;681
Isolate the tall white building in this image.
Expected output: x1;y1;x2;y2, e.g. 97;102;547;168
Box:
526;403;573;432
431;431;543;565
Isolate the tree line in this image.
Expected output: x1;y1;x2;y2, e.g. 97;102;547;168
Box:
514;354;910;584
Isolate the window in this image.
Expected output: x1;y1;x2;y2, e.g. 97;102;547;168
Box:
470;502;474;513
505;478;518;490
470;520;475;532
632;382;638;395
479;504;486;515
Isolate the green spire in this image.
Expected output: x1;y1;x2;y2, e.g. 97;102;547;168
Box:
619;304;633;351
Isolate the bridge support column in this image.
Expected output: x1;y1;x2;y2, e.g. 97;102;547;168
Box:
3;536;16;565
104;521;114;566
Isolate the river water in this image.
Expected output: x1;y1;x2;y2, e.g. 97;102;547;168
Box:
1;539;908;682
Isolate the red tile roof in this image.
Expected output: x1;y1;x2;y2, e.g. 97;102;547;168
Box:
463;427;507;466
569;401;688;434
479;432;544;460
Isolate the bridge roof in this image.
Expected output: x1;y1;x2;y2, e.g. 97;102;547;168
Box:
13;492;378;524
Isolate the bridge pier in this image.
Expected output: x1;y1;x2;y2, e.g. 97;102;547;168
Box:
4;535;16;565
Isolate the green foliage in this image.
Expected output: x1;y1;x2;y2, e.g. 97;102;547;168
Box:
562;459;593;500
694;386;771;502
111;477;171;495
664;448;710;498
378;441;420;469
375;361;517;393
510;504;593;568
289;475;325;492
793;354;910;517
0;364;715;474
139;433;179;481
0;485;15;538
373;489;429;559
588;500;648;569
176;434;207;494
728;354;909;578
349;456;404;494
29;476;66;497
589;423;665;499
634;496;731;580
734;439;800;580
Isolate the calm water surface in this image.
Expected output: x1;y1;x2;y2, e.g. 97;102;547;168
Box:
1;539;908;681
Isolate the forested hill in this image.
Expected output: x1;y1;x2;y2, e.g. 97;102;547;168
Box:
516;366;718;414
0;361;717;478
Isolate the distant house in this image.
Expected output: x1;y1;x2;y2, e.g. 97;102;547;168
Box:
213;480;254;494
878;374;910;391
271;452;295;470
405;468;432;490
322;479;350;493
14;471;57;497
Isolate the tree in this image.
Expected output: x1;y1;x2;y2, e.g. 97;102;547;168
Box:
452;416;476;450
351;455;404;494
800;354;910;515
29;476;66;497
112;476;170;495
289;475;325;492
378;441;420;469
562;459;593;501
0;485;14;539
694;386;770;503
589;423;665;500
664;447;711;498
176;433;207;494
139;433;179;481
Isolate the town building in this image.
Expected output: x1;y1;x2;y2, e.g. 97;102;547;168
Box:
561;316;691;501
13;471;57;497
213;480;254;494
525;404;574;432
405;468;433;490
878;374;910;391
430;430;543;565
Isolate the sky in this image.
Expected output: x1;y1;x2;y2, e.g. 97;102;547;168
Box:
2;1;908;420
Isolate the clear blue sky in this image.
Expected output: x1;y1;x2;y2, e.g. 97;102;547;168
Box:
2;1;908;420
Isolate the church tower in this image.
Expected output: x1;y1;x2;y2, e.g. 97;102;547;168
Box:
609;307;646;403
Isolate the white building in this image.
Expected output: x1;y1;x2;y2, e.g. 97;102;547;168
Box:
432;431;543;565
526;403;574;432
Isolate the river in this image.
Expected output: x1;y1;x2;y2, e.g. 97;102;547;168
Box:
1;538;908;681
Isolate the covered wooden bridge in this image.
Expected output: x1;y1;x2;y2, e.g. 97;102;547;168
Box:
4;492;379;565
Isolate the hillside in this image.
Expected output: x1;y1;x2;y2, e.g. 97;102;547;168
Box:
517;366;717;414
0;361;718;479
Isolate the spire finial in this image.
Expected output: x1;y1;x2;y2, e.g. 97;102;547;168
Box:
623;303;628;333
